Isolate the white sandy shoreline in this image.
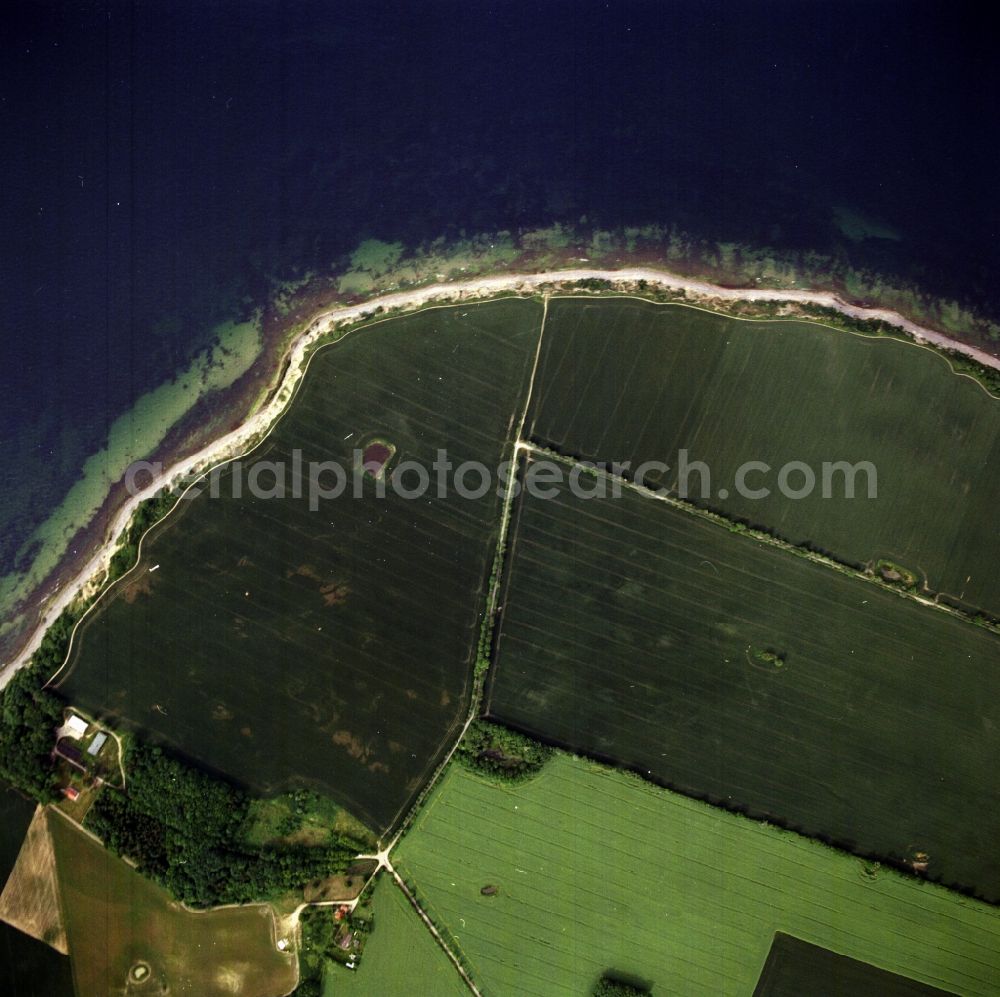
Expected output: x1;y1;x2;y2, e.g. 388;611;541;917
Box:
3;265;998;684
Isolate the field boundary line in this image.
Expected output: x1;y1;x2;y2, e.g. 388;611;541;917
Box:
381;299;547;845
488;294;547;625
481;458;532;719
518;442;1000;635
376;301;549;995
377;297;548;843
514;294;549;449
47;800;109;850
389;865;482;995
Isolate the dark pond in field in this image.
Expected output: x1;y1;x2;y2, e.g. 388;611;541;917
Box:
361;442;394;478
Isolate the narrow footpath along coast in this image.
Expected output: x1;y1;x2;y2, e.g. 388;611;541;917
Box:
4;266;999;685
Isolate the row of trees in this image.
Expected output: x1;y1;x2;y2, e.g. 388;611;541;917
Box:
26;604;82;678
948;352;1000;395
85;741;368;907
108;487;180;581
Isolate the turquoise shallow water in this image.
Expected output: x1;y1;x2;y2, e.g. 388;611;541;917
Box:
0;316;262;638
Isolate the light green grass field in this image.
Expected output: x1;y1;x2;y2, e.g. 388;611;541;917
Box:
324;874;467;996
395;755;1000;997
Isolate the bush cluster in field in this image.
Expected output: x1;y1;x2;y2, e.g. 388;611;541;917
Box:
456;720;552;782
875;559;921;591
750;647;786;668
244;789;377;854
593;973;652;997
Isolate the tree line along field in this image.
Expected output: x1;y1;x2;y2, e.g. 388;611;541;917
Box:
0;787;74;996
395;754;1000;997
48;808;296;997
486;473;1000;901
58;298;544;833
527;298;1000;618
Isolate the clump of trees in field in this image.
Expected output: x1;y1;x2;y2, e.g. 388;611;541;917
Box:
593;972;652;996
874;559;920;591
85;740;369;907
457;720;552;782
750;647;786;669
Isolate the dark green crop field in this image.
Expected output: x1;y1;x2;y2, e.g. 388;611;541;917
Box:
753;933;953;996
486;474;1000;900
527;298;1000;617
59;299;543;833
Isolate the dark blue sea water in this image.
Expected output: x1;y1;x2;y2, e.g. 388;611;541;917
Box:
1;0;997;633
